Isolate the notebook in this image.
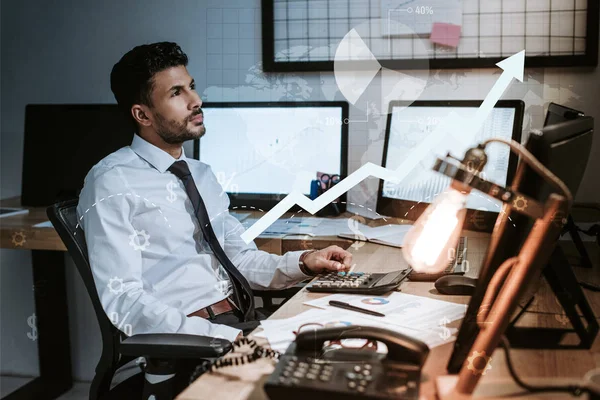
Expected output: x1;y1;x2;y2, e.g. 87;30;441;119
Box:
337;222;412;248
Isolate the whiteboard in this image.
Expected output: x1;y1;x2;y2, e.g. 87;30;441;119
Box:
263;0;599;70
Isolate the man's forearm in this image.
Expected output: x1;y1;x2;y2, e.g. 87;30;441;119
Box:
233;249;312;290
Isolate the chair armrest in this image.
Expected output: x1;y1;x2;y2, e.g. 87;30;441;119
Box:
120;333;232;359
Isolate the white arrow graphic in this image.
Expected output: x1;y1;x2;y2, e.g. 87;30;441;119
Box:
240;50;525;244
460;49;525;144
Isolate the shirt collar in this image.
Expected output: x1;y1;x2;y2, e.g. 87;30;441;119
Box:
130;134;187;173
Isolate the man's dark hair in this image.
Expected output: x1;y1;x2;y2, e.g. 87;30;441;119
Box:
110;42;188;132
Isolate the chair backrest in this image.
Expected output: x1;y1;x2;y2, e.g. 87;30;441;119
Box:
47;199;123;398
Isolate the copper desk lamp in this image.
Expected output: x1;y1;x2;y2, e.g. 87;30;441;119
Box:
400;138;573;398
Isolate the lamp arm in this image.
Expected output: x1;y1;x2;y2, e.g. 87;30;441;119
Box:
433;157;546;219
481;137;573;207
476;257;519;328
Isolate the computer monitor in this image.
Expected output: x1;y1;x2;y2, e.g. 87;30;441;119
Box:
544;102;585;127
21;104;135;206
196;101;349;210
447;116;595;373
376;100;524;231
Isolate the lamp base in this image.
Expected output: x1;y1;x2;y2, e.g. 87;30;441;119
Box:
436;376;471;400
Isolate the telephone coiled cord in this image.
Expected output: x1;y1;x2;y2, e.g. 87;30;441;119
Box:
189;337;280;384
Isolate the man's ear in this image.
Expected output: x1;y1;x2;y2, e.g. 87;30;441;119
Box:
131;105;152;127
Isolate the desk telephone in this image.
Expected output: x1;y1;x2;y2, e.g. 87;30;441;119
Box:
264;326;429;400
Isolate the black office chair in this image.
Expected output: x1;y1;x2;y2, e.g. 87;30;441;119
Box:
47;199;233;400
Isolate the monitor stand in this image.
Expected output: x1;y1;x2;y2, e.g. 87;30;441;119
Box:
505;245;598;349
562;214;593;268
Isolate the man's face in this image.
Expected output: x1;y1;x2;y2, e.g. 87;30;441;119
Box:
146;65;205;144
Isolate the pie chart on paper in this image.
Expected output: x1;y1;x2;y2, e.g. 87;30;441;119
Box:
361;297;390;305
333;20;429;115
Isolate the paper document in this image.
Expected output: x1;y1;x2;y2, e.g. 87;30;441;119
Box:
0;208;29;218
258;307;458;353
338;223;412;248
244;216;355;237
33;220;54;228
304;292;467;331
381;0;463;36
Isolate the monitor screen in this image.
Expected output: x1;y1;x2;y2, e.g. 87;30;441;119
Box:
197;102;348;209
377;100;524;230
21;104;135;206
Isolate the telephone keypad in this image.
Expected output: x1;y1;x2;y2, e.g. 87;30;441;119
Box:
271;357;419;398
345;364;374;394
267;353;421;399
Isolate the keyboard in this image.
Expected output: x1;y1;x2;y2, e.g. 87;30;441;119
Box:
306;269;412;295
408;236;468;282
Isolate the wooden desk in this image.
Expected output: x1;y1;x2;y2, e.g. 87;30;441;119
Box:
178;236;600;400
1;197;73;400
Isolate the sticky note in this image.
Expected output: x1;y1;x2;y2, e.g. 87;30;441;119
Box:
430;22;462;48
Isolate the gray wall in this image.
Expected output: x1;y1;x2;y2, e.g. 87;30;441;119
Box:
1;0;598;381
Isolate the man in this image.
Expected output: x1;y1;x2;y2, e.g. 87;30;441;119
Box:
78;41;352;395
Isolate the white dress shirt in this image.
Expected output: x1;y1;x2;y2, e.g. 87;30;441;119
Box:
78;134;309;342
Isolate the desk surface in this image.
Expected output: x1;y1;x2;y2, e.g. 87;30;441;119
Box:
1;197;68;251
178;237;600;400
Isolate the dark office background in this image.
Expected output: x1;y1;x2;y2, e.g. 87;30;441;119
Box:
1;0;599;386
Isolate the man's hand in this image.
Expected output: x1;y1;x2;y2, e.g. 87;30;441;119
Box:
303;245;353;274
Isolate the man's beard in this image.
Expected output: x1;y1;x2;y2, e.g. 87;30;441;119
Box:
154;110;206;145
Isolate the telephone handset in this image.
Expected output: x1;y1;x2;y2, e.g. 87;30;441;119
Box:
264;326;429;400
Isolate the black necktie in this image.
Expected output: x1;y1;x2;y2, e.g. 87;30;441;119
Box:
168;160;255;322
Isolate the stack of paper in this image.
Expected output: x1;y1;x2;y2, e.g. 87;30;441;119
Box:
257;293;466;353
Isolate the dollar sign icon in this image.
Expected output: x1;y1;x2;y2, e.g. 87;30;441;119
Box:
166;180;178;203
27;313;38;341
439;317;451;340
348;215;367;250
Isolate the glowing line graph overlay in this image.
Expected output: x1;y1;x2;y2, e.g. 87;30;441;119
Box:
240;50;525;244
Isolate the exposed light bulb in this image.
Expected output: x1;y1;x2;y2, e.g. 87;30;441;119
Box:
402;184;469;273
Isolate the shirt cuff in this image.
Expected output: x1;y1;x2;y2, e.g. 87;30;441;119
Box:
286;250;313;281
